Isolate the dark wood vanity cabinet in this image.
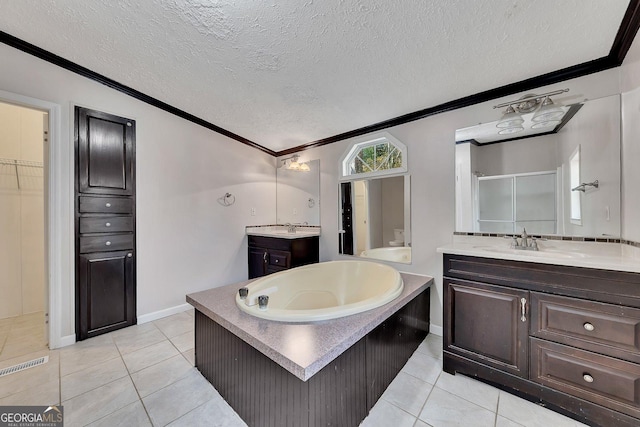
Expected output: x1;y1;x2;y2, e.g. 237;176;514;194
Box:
248;235;319;279
443;254;640;427
445;279;529;378
75;107;136;340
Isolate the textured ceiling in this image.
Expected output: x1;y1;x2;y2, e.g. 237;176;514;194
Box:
0;1;631;152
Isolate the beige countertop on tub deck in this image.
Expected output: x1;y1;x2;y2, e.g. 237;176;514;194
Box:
186;272;432;381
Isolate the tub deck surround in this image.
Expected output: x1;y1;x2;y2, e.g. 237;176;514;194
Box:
246;225;321;239
438;235;640;273
186;272;431;381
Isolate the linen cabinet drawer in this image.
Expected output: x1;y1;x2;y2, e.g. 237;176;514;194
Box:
79;216;133;233
268;250;291;268
531;292;640;362
79;196;133;214
531;338;640;419
80;234;134;253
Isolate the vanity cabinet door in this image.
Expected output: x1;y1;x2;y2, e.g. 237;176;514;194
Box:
445;278;529;378
248;247;268;279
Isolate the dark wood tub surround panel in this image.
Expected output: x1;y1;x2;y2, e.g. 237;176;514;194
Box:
195;289;430;427
443;253;640;427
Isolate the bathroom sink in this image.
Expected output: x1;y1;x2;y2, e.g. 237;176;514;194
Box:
472;246;588;259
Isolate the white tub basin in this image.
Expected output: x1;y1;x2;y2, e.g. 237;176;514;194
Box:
360;247;412;263
236;260;403;322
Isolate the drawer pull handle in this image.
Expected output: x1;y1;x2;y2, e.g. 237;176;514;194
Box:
263;252;268;262
583;374;594;383
520;298;527;322
105;202;112;208
105;222;111;227
105;241;112;246
583;322;595;331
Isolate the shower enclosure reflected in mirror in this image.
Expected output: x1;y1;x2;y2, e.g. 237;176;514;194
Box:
339;175;411;264
276;159;320;225
455;94;621;237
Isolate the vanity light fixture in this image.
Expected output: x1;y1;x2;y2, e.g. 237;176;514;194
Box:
279;154;310;171
494;88;569;135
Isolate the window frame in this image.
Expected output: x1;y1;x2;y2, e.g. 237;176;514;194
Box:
340;132;408;180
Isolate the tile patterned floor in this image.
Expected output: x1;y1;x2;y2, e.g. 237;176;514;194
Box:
0;310;589;426
0;311;48;362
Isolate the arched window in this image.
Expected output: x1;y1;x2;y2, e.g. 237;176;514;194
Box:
341;133;407;179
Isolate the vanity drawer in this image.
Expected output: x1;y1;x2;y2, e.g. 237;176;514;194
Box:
79;216;133;233
531;338;640;419
531;292;640;362
80;234;134;253
79;196;133;214
268;250;291;268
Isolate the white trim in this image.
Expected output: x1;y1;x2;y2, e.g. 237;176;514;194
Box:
58;334;77;348
0;90;68;350
429;324;443;336
137;303;192;324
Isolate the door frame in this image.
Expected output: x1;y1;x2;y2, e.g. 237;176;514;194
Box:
0;89;68;349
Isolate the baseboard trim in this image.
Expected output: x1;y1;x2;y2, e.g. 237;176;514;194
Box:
430;324;443;336
137;303;192;324
54;334;76;349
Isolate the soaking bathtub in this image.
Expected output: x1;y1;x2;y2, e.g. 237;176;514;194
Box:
360;246;412;263
236;260;403;322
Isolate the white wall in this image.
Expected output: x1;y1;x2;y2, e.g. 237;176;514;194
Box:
621;34;640;243
381;176;404;245
306;68;621;331
0;43;276;342
0;103;45;319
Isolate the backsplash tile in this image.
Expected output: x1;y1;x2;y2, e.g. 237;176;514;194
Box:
453;232;629;245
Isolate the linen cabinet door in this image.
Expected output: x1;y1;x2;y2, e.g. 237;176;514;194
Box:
77;251;136;340
444;278;529;378
76;107;135;195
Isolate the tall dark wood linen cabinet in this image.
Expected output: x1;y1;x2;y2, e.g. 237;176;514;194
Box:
75;107;136;340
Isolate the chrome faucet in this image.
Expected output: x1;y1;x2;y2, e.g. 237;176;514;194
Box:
506;228;538;251
284;223;296;233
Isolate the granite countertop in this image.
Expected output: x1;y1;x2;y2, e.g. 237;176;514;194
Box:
438;236;640;273
186;272;432;381
246;225;321;239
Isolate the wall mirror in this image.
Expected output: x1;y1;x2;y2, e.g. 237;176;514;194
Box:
276;158;320;225
338;175;411;263
455;93;621;237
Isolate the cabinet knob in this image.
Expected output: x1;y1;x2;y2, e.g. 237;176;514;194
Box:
105;241;112;246
583;374;594;383
583;322;595;331
127;253;133;258
275;259;279;263
105;202;112;208
105;222;111;227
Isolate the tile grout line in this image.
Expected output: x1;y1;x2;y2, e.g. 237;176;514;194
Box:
493;392;501;427
110;332;154;427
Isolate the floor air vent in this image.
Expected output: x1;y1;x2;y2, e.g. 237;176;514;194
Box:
0;356;48;377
